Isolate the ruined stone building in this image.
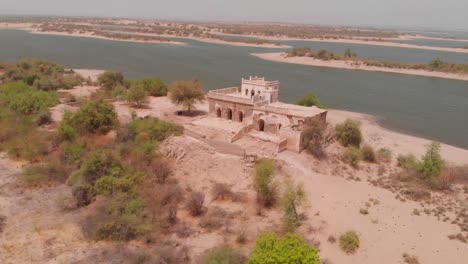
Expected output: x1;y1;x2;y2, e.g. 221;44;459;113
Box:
207;77;327;152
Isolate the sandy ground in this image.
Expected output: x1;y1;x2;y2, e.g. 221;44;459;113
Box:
252;52;468;82
73;69;104;83
2;80;468;263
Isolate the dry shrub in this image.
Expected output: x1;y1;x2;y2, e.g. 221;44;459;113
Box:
149;158;172;184
211;183;246;203
157;244;190;264
402;253;420;264
175;222;195;238
0;214;6;234
377;148;392;163
301;120;334;159
401;188;431;201
212;183;233;201
200;246;245;264
144;183;183;227
186;191;205;216
56;190;77;211
22;159;70;187
199;207;228;232
236;229;247;244
327;235;336;244
361;145;377;163
339;231;360;254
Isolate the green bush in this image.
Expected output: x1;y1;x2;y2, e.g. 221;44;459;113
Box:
126;83;148;107
418;142;444;178
254;159;276;207
132;78;167;97
341;147;362;169
97;71;125;91
60;100;118;134
21;160;69;187
202;247;244;264
247;232;320;264
296;92;324;108
72;151;123;185
335;119;362;147
128;117;183;142
81;193;149;241
301;120;328;158
339;231;360;254
397;154;418;171
361;145;377;163
1;82;58;115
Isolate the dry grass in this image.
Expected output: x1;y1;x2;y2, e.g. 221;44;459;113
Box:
402;253;420;264
186;191;205;217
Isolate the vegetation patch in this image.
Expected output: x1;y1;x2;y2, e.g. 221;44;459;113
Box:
339;231;360;254
247;232;320;264
335;119;362;147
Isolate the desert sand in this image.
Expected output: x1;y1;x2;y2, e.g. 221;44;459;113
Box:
251;52;468;81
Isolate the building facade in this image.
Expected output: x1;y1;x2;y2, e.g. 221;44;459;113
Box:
207;77;327;152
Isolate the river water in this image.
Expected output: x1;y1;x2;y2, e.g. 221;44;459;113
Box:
1;29;467;149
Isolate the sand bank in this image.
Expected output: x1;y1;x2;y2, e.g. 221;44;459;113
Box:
215;32;468;53
251;52;468;81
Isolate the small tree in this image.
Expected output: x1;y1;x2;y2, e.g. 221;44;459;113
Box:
169;79;205;113
281;182;306;232
296;92;324;108
418;142;444;178
247;232;320;264
254;159;275;207
126;83;148;107
137;78;167;97
335;119;362;147
97;71;125;91
301;120;333;158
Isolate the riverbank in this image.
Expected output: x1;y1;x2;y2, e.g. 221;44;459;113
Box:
251;52;468;81
215;32;468;54
0;23;185;45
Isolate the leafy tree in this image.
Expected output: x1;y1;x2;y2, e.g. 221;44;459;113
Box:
126;83;148;107
1;82;58;115
296;92;323;108
134;78;167;96
418;142;444;177
430;58;445;69
168;79;205;113
247;232;320;264
97;71;125;91
335;119;362;147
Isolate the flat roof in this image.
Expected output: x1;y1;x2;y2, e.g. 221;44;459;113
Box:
264;102;327;117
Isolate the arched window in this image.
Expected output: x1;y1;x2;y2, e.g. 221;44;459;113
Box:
245;89;249;96
251;90;255;98
216;108;221;117
227;108;233;120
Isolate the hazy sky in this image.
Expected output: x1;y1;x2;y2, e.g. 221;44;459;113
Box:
2;0;468;30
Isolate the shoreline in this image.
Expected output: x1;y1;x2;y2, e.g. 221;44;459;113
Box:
98;30;291;48
0;23;289;48
214;32;468;53
251;52;468;81
0;23;185;45
72;68;468;161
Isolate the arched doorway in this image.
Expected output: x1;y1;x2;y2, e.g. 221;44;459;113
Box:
216;108;222;117
238;111;244;122
251;90;255;98
258;119;265;131
227;108;233;120
245;89;249;96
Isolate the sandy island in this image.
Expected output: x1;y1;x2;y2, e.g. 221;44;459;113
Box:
0;23;289;48
214;32;468;54
251;52;468;81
